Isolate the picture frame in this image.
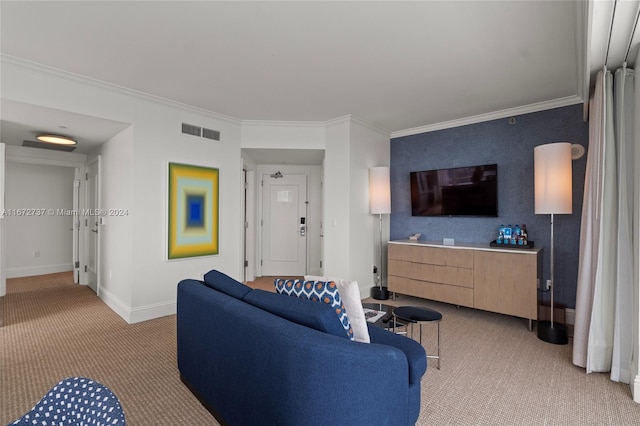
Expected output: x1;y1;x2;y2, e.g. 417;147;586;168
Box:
167;162;219;259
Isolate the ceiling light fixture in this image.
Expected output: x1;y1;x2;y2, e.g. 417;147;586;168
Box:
36;134;77;146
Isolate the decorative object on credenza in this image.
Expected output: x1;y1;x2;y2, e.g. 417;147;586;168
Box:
534;142;572;345
491;223;534;248
168;162;219;259
369;166;391;300
496;223;529;245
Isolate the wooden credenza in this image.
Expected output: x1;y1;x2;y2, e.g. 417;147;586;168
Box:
388;240;542;324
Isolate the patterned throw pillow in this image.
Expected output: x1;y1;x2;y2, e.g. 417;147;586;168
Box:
305;275;370;344
275;279;354;340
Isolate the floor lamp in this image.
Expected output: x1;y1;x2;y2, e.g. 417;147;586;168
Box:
534;142;571;345
370;167;391;300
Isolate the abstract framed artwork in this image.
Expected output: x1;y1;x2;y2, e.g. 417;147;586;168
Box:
168;162;219;259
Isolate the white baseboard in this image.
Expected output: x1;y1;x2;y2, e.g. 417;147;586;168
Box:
7;263;73;278
565;308;576;325
129;300;176;324
98;286;176;324
97;286;131;323
633;375;640;403
307;268;322;277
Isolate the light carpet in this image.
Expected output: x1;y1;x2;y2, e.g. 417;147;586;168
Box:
2;273;639;425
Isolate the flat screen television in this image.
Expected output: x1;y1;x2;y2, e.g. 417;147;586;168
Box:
410;164;498;217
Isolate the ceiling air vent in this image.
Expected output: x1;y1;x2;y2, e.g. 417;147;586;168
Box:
181;123;202;137
202;127;221;141
181;123;221;141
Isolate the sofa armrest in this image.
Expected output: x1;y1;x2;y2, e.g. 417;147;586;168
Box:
368;324;427;384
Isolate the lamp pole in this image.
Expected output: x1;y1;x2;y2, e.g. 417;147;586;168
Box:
372;211;389;300
370;167;390;300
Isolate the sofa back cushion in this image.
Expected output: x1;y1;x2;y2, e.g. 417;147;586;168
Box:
275;279;354;340
243;289;350;340
203;269;251;299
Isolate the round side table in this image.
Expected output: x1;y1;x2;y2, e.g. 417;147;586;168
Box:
393;306;442;369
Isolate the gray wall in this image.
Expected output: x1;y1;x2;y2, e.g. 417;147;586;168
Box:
390;104;588;309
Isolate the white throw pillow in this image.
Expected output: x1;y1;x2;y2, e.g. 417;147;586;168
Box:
305;275;370;344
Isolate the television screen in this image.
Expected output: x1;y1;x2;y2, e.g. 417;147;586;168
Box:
410;164;498;217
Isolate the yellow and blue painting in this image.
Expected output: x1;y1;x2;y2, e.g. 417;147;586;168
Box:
168;162;219;259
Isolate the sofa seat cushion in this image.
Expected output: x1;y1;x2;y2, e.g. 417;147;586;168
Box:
275;279;354;340
368;324;427;384
243;289;350;340
203;269;252;299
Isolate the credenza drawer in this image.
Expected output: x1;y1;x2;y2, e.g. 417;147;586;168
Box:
388;276;474;308
388;259;473;289
388;244;473;268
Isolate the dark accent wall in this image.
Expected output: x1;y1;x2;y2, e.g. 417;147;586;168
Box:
390;104;588;309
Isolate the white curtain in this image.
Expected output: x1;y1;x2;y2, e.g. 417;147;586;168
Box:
573;67;635;383
573;71;606;370
611;67;634;382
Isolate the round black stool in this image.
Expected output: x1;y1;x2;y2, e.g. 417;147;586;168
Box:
392;306;442;369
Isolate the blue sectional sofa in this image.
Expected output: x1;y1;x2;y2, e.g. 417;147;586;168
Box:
177;270;427;426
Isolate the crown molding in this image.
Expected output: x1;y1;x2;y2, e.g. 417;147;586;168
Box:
323;114;391;137
390;95;585;139
323;114;353;128
348;115;391;137
240;119;326;128
1;54;241;125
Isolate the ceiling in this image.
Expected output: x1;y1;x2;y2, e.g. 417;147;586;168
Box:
0;1;637;158
1;100;131;154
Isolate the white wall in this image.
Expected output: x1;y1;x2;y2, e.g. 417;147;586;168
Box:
1;58;390;322
322;116;391;298
5;161;75;278
2;59;243;323
323;118;352;280
93;126;134;314
129;103;243;322
241;121;325;148
349;118;391;293
632;47;640;403
0;143;5;296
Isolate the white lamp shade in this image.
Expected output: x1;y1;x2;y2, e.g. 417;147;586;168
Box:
369;167;391;214
534;142;572;214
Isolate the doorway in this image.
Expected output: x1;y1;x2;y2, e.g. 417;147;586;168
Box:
260;172;308;276
85;157;101;294
0;148;89;293
241;149;325;281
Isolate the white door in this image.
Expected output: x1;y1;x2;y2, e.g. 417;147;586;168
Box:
85;158;100;294
261;173;307;276
0;143;5;298
72;178;80;283
242;168;248;281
